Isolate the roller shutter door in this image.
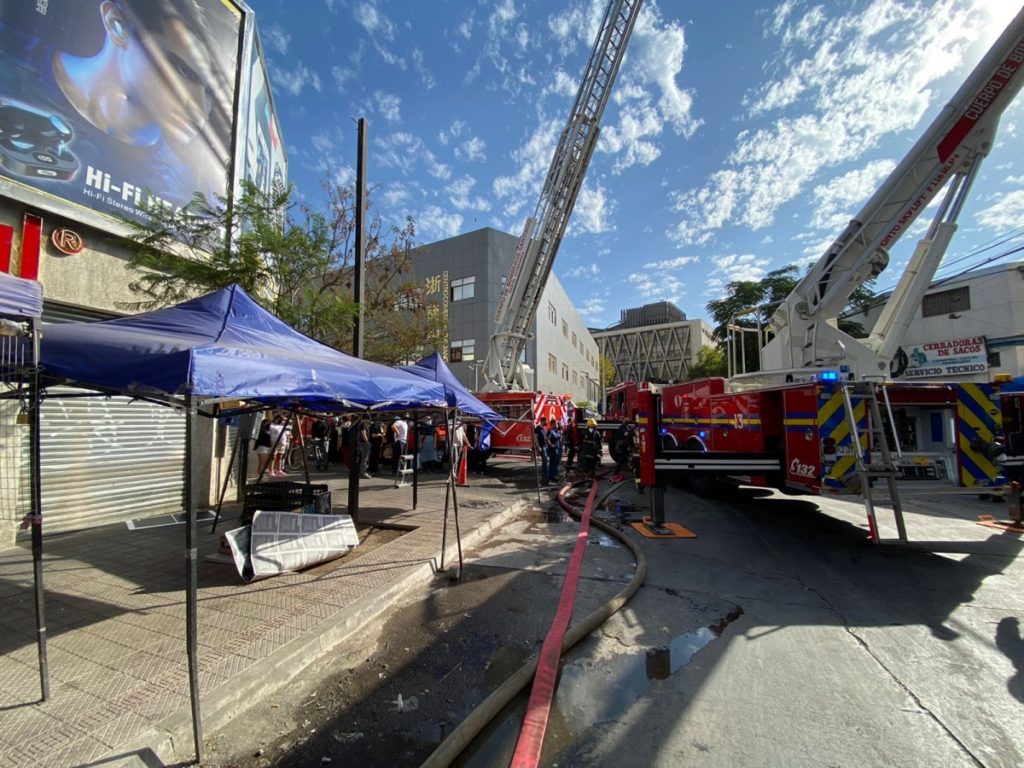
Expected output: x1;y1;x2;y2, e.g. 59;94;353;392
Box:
39;389;186;532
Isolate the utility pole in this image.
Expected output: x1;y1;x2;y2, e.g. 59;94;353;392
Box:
352;117;367;360
349;118;368;523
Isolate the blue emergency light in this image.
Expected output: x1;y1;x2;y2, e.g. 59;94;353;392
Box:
820;370;839;381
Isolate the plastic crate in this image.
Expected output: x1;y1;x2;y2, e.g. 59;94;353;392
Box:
242;481;331;524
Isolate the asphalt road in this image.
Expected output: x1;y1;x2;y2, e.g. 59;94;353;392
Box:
204;478;1024;768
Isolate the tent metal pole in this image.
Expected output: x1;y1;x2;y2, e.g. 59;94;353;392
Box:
211;415;240;534
184;396;203;762
347;415;360;523
412;416;418;510
28;319;49;701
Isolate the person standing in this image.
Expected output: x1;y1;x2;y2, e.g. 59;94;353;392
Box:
565;419;578;472
391;415;409;475
547;419;563;483
255;417;273;477
357;417;372;479
452;419;469;477
579;418;603;479
368;420;384;474
534;417;549;483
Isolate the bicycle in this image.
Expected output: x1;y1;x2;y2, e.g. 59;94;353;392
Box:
286;438;330;472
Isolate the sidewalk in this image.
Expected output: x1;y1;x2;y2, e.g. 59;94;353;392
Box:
0;460;547;767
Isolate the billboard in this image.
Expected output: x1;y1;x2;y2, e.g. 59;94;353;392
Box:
0;0;243;228
236;23;287;199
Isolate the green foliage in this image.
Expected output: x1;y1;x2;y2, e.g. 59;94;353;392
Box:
597;352;616;387
704;263;875;372
119;180;447;364
687;345;727;380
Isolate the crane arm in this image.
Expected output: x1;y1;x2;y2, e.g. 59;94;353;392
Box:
760;8;1024;379
482;0;643;390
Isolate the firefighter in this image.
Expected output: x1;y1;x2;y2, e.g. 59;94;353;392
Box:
579;418;602;479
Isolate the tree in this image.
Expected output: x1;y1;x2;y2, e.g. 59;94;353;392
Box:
705;264;874;373
597;352;616;387
120;180;447;364
687;345;727;380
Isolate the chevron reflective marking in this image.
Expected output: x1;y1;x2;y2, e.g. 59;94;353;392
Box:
957;383;1001;487
820;389;866;490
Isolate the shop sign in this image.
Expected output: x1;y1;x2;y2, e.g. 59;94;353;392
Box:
903;335;988;378
51;227;84;255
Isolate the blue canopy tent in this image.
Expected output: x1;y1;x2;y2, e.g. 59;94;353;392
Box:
400;352;501;425
35;284;450;761
39;284;448;410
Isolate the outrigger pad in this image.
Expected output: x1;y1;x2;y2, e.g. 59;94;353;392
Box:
630;516;696;539
977;514;1024;534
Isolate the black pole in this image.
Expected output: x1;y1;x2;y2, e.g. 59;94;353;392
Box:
347;416;360;524
211;424;240;534
184;397;203;762
412;416;418;510
352;117;367;359
29;319;48;701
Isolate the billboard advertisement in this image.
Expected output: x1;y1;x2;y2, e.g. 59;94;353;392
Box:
0;0;243;228
237;24;286;199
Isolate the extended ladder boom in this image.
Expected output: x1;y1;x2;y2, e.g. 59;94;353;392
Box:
483;0;643;390
756;8;1024;382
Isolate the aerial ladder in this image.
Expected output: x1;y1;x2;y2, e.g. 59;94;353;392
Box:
481;0;643;391
636;9;1024;542
739;6;1024;390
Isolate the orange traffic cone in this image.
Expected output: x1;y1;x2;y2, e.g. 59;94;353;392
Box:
456;451;469;486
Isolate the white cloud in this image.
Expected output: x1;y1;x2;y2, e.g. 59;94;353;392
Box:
808;158;896;232
438;120;465;146
627;271;684;299
376;132;451;180
669;1;996;246
375;92;402;123
262;24;290;55
456;136;487;163
578;295;608;324
354;0;396;39
975;189;1024;233
418;205;463;240
268;61;322;97
643;255;699;270
563;264;601;279
572;183;615;235
447;176;491;212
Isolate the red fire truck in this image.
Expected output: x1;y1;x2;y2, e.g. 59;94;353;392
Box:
634;10;1024;541
475;391;574;456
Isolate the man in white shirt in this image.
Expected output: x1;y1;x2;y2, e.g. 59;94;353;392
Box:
391;416;409;475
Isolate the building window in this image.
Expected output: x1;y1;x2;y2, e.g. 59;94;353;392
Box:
561;320;568;338
450;339;475;362
922;286;970;318
561;363;569;381
572;370;578;386
548;302;557;325
572;331;577;348
988;351;1001;367
451;276;475;301
548;353;557;374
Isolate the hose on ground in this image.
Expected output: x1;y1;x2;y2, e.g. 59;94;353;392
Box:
419;476;648;768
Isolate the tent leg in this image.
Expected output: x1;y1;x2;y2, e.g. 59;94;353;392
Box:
412;416;418;511
211;423;240;534
346;416;361;524
451;463;463;578
184;399;203;763
28;323;48;701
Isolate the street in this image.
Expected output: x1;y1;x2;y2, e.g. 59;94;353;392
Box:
204;476;1024;768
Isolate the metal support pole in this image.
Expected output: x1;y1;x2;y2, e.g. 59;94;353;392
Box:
352;117;367;359
347;417;360;523
412;417;418;510
28;321;48;701
184;397;203;763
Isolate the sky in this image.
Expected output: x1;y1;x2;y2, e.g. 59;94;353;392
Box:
245;0;1024;328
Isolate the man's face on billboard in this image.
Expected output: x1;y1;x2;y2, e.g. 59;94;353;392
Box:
121;9;214;145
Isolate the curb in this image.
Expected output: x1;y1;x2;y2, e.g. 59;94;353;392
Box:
102;499;531;767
